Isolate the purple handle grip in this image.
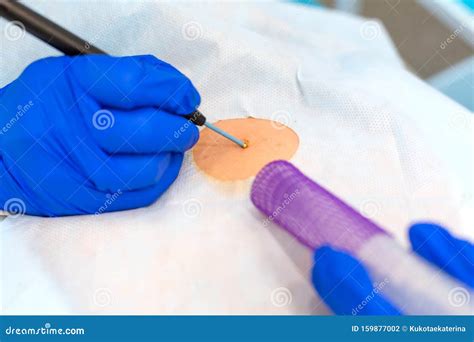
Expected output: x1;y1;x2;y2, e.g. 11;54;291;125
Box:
251;161;387;253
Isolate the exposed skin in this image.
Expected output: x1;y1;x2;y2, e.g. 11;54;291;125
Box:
193;118;299;181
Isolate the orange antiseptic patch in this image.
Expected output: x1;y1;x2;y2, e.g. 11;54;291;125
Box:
193;118;299;181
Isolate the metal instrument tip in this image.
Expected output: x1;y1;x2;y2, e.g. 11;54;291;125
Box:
204;122;247;149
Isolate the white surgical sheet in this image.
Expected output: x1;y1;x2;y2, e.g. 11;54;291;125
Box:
1;1;473;315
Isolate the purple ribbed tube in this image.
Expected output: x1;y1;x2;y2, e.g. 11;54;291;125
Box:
251;161;387;253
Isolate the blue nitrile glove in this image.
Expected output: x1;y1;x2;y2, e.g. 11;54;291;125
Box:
0;55;200;216
312;223;474;315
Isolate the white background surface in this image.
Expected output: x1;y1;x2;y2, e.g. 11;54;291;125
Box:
1;1;472;314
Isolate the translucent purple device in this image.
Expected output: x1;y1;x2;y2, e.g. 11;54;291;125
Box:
251;160;473;315
251;160;387;254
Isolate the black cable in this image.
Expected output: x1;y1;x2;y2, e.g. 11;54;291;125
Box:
0;0;105;55
0;0;213;131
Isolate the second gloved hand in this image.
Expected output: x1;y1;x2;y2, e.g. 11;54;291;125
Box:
0;55;200;216
312;223;474;315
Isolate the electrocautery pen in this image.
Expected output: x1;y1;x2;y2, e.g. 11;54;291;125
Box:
0;0;247;148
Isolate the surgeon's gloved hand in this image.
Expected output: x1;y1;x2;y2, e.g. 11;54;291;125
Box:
312;223;474;315
0;55;200;216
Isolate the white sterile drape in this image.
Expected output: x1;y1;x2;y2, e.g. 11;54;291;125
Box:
1;1;472;314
